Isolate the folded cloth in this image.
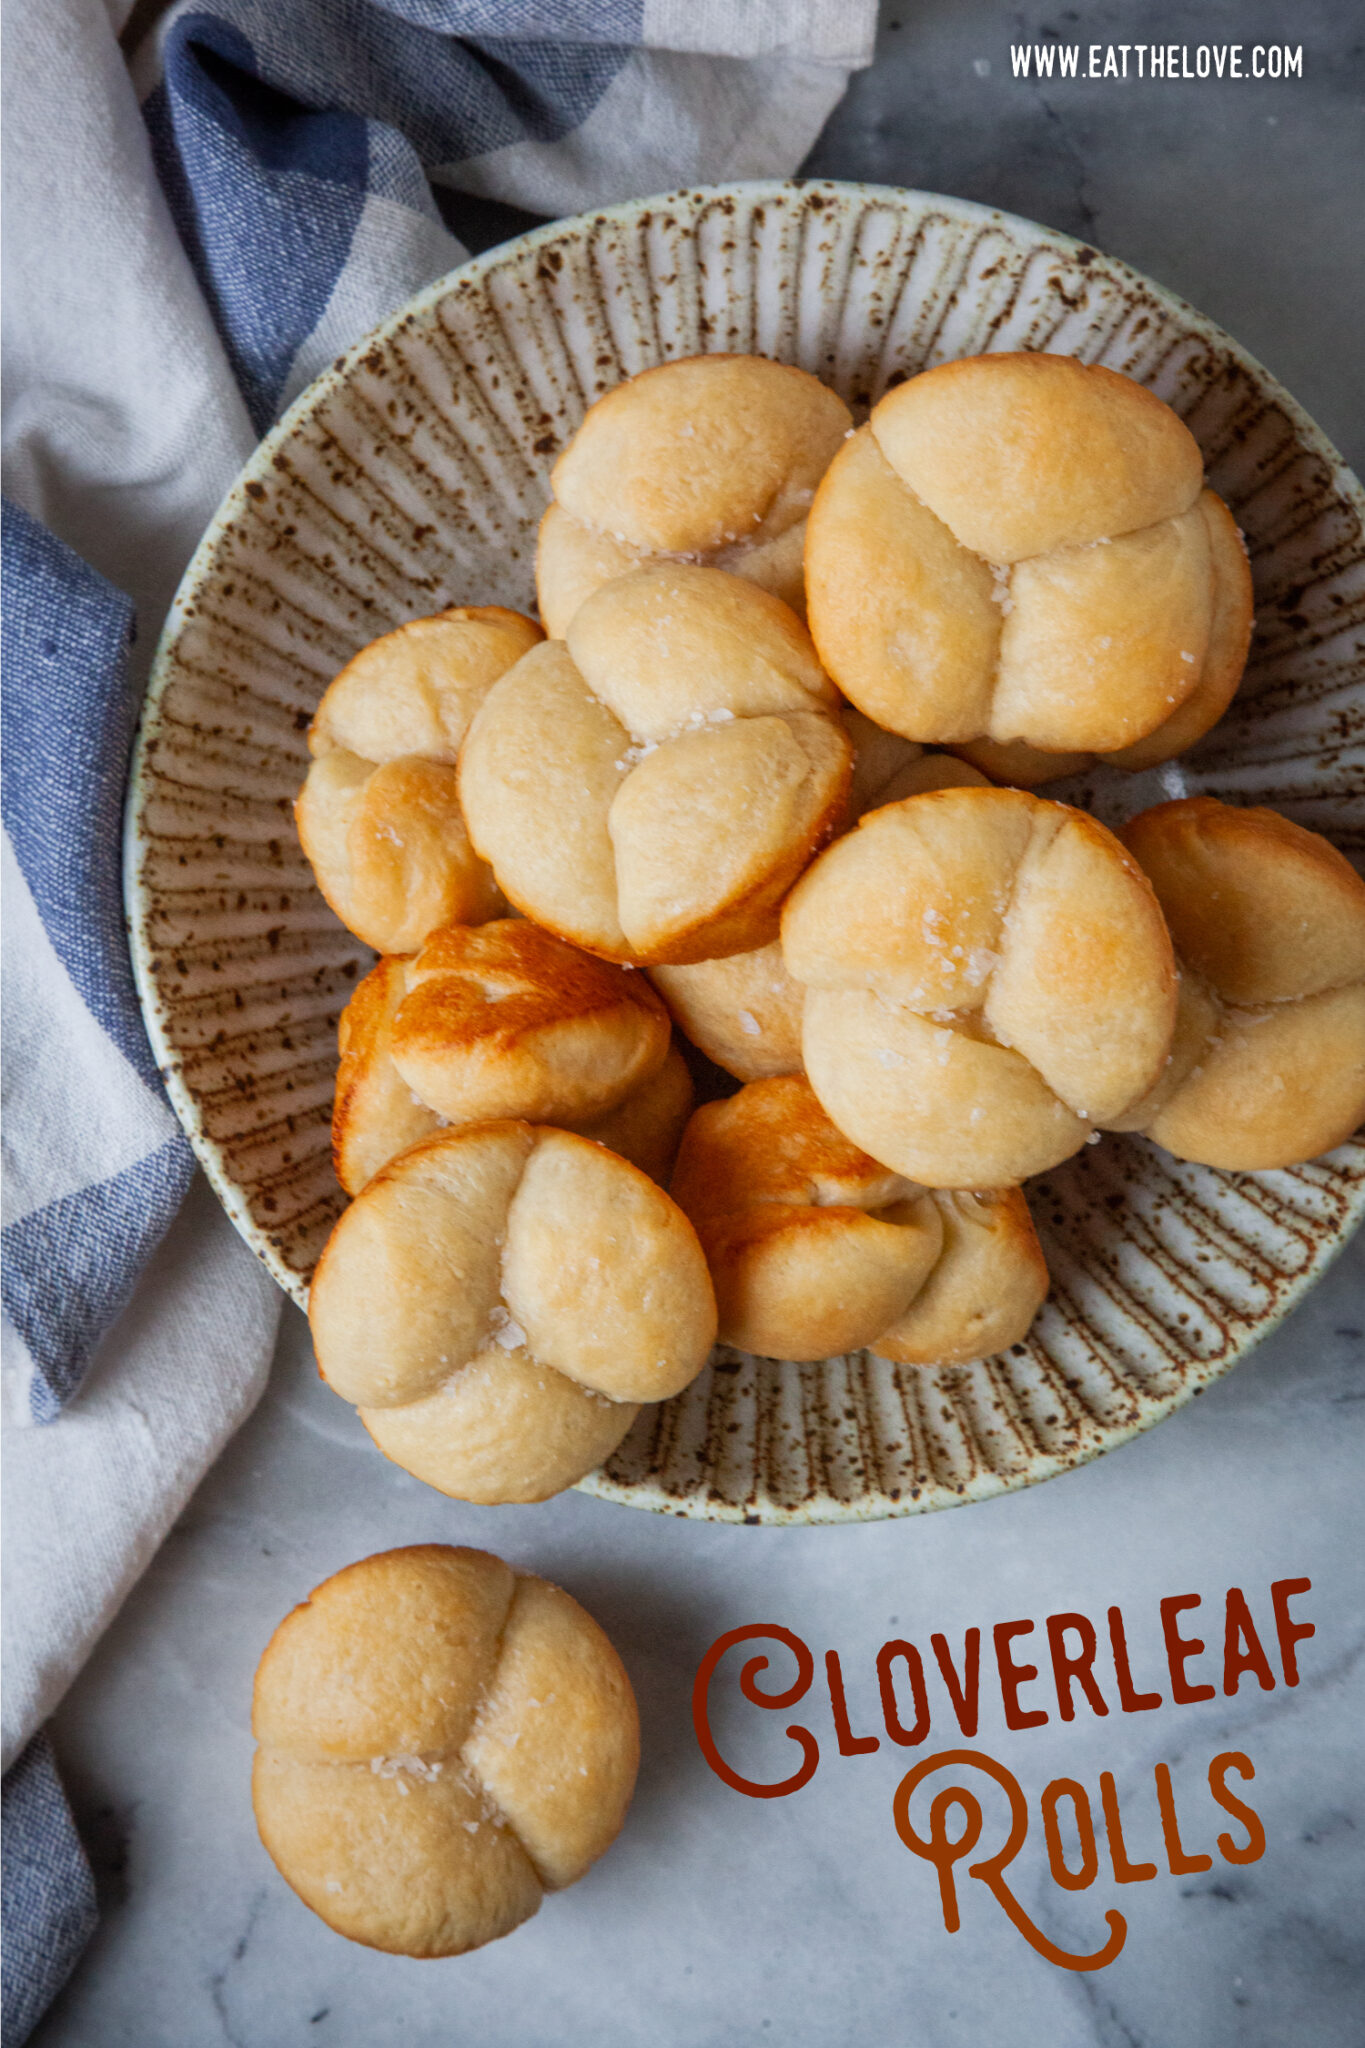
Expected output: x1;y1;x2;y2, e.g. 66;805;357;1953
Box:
128;0;877;430
1;0;875;2034
1;504;197;1422
0;511;284;2029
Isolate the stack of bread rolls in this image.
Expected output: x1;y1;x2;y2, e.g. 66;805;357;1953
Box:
273;347;1361;1968
295;347;1365;1513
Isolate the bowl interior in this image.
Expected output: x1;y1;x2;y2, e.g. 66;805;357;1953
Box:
127;180;1365;1523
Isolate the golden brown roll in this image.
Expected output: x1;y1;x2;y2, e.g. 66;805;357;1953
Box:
310;1123;717;1502
648;728;989;1082
948;736;1097;789
805;355;1251;760
536;355;852;633
295;606;542;953
459;564;852;965
575;1042;694;1186
392;918;668;1121
252;1546;639;1956
333;952;443;1196
648;944;807;1085
670;1076;1048;1362
949;491;1252;785
782;784;1177;1186
332;923;690;1195
1105;798;1365;1167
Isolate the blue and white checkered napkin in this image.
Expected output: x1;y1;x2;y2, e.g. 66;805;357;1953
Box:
1;0;875;2033
1;503;196;1423
0;1739;98;2048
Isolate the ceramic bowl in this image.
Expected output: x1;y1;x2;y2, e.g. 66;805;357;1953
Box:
126;179;1365;1524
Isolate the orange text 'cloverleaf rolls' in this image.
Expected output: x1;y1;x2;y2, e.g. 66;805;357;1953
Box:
648;730;989;1082
1106;798;1365;1168
536;354;852;634
459;564;852;965
309;1124;716;1503
805;353;1251;765
252;1547;639;1957
782;784;1177;1186
332;920;690;1194
671;1076;1048;1363
295;606;543;953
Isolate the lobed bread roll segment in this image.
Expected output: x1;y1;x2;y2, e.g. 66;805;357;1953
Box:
782;784;1177;1186
459;564;852;965
648;729;991;1082
536;354;853;633
296;606;542;953
296;752;503;957
333;952;444;1195
332;920;691;1196
805;354;1252;763
307;606;545;763
947;735;1097;789
869;352;1202;561
252;1546;639;1957
949;492;1253;787
309;1123;716;1502
671;1076;1048;1363
649;944;806;1085
575;1042;694;1185
1105;798;1365;1168
391;915;664;1126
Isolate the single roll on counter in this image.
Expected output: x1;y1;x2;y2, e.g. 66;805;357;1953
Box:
253;1546;639;1956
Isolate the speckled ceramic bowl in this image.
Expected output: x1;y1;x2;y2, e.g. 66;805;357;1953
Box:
126;180;1365;1524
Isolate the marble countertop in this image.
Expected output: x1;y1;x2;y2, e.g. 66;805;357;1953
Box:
36;4;1365;2042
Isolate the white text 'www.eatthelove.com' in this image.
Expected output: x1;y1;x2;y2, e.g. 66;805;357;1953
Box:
1009;44;1303;81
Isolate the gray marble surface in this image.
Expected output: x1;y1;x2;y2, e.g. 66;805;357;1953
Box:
38;1242;1365;2047
37;3;1365;2042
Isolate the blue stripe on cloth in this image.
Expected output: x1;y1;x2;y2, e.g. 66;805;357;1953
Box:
155;0;637;158
458;31;638;146
1;1737;97;2048
370;1;641;39
0;503;159;1093
2;1138;195;1423
145;14;370;432
144;1;635;424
